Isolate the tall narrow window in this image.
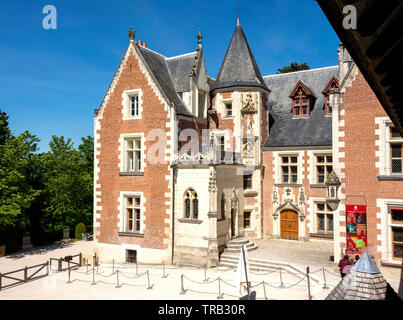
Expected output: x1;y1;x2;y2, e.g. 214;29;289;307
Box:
244;211;251;228
243;173;253;190
217;136;225;162
281;155;298;183
125;138;142;172
391;144;403;174
316;154;333;183
184;189;198;220
130;95;139;117
220;194;226;220
316;203;333;234
391;209;403;260
126;196;141;233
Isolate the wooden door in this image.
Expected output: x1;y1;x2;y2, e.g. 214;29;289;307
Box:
280;210;299;240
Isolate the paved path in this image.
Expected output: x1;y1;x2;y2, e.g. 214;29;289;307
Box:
249;238;335;270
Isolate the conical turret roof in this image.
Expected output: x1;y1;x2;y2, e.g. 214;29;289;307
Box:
212;21;269;92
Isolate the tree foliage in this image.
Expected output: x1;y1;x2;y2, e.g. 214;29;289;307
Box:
0;109;93;250
277;62;310;74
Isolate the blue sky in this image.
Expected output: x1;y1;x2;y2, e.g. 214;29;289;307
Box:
0;0;340;152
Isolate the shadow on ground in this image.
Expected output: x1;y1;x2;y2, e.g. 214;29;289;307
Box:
6;242;74;260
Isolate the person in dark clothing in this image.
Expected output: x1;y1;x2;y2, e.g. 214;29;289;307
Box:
353;255;360;265
338;255;352;277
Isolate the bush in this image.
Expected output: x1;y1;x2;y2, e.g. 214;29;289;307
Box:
75;223;86;240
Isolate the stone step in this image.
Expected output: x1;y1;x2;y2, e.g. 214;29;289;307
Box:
226;237;250;245
218;254;320;283
224;243;258;253
226;241;255;249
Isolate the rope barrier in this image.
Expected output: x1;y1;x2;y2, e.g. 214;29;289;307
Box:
183;275;219;285
119;270;147;279
250;267;280;276
263;275;308;289
220;278;237;288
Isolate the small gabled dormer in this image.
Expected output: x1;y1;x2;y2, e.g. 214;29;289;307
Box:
322;76;339;115
289;80;313;118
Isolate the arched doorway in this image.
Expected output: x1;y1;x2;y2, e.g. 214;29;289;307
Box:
280;210;299;240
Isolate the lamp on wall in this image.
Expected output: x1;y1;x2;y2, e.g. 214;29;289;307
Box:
325;170;341;210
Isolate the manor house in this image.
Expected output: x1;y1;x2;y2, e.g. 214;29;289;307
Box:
93;20;403;268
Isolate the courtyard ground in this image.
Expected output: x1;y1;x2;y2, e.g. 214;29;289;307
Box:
0;239;401;300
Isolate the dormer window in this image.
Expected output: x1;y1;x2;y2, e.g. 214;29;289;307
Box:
289;81;312;118
293;94;309;117
322;76;339;116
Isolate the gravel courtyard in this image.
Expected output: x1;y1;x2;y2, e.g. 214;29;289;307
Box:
0;241;342;300
0;240;401;300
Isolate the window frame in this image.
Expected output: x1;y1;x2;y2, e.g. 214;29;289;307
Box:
243;173;253;190
224;102;233;118
388;125;403;175
184;188;199;220
315;154;333;184
292;94;310;118
243;210;252;229
315;202;334;234
280;155;299;184
125;137;142;173
390;208;403;260
123;89;143;120
119;192;144;235
125;195;141;233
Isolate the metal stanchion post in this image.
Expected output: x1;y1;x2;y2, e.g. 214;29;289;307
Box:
162;261;167;278
147;270;152;290
279;267;284;288
86;259;89;273
92;265;95;285
217;277;223;299
322;267;329;289
116;270;120;288
112;259;114;274
204;264;208;282
180;274;186;295
263;281;267;300
307;267;312;300
136;262;138;277
46;261;49;276
67;261;71;284
24;266;28;283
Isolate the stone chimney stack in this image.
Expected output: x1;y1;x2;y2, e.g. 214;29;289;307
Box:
338;42;353;83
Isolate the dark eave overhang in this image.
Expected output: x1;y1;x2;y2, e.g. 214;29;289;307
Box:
316;0;403;137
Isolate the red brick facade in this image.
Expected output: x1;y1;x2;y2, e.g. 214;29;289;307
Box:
95;46;171;250
336;68;403;262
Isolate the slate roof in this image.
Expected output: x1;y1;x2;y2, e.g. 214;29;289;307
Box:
166;52;197;93
263;66;339;148
326;252;388;300
136;44;194;117
212;22;269;92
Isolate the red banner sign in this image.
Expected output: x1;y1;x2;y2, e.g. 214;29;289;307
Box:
345;205;367;254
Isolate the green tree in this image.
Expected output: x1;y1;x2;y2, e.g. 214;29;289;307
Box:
277;62;310;74
0;130;40;229
41;135;93;232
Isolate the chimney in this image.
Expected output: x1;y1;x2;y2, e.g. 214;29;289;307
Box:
338;42;353;83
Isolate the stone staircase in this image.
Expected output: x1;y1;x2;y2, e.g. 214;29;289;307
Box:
219;238;320;283
222;237;258;254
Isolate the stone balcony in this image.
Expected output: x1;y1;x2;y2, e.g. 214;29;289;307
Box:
172;149;242;166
